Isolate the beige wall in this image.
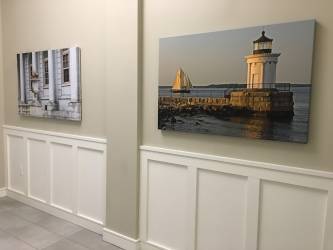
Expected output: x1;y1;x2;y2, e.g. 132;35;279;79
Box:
1;0;140;239
0;0;4;188
104;0;140;238
142;0;333;172
2;0;106;137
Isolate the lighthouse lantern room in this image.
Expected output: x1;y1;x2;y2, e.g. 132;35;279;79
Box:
253;31;273;54
245;31;281;89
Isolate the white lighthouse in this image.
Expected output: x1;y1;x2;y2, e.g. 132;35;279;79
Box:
245;31;280;89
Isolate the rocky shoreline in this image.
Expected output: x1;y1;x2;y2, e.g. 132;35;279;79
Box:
158;104;294;130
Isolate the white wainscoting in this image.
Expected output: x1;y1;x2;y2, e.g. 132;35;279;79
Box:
3;125;107;233
140;146;333;250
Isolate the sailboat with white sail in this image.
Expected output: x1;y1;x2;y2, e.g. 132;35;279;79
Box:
172;68;192;93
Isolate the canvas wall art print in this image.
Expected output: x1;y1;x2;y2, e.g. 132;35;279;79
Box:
158;20;315;143
17;47;81;121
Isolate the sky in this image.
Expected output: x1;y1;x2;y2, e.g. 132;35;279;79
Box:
159;20;315;86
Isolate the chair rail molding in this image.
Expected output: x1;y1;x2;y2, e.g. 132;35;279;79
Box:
140;145;333;250
3;125;107;234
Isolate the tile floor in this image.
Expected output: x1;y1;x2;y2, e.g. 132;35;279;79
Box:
0;197;123;250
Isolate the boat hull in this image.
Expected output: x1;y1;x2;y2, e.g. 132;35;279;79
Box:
172;89;190;93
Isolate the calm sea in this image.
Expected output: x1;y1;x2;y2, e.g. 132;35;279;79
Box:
158;86;311;143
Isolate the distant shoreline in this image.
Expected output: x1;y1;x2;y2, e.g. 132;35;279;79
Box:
159;83;311;88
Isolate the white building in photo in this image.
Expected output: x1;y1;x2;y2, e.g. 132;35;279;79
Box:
245;31;280;89
17;47;81;121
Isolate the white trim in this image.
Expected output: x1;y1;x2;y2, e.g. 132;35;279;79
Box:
103;228;140;250
245;177;260;250
0;188;7;198
78;213;103;225
140;145;333;179
323;191;333;250
7;189;102;234
187;167;198;250
3;125;107;144
141;241;169;250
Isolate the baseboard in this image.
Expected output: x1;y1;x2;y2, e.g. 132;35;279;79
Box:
7;189;103;234
103;228;140;250
140;241;169;250
0;188;7;198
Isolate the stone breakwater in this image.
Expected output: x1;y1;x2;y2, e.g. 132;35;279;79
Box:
159;89;294;120
159;96;230;110
229;90;294;113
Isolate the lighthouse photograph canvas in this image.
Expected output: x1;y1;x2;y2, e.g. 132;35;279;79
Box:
17;47;81;121
158;20;315;143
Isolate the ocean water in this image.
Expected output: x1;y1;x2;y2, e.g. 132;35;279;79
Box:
158;86;311;143
159;87;228;97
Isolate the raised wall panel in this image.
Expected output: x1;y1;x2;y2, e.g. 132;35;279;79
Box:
28;139;49;202
147;161;188;250
77;147;105;223
4;126;107;233
258;181;327;250
51;143;74;212
196;170;247;250
8;135;26;194
140;146;333;250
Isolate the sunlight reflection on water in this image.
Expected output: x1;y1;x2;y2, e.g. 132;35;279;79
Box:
159;86;311;143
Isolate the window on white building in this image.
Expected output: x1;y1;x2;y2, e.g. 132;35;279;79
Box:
29;64;33;89
62;49;70;84
44;58;49;86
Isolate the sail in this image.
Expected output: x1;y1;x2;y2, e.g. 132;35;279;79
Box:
172;68;183;91
184;73;192;89
172;68;192;92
